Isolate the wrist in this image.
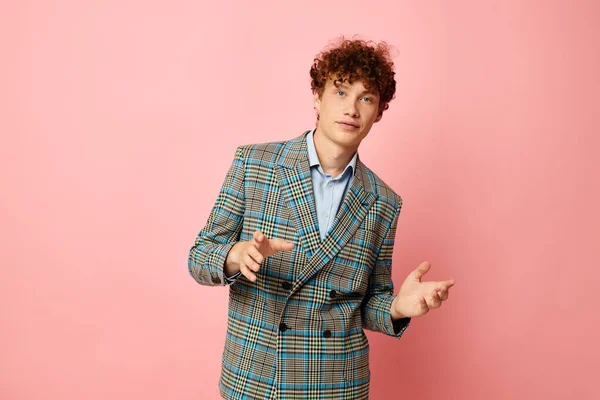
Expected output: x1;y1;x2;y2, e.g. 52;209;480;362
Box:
224;242;243;276
390;296;406;320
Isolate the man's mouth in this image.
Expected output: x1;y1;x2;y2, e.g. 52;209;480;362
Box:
336;121;360;128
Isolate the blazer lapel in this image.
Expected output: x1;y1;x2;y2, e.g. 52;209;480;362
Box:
276;131;322;259
292;159;377;293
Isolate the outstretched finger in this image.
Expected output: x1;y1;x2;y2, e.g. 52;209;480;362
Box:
269;238;295;252
435;280;455;291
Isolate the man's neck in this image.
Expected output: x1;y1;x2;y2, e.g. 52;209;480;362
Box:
312;129;357;177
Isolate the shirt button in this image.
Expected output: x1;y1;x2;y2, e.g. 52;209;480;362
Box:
279;323;288;332
281;281;291;290
323;330;332;338
324;212;329;218
327;182;333;187
329;290;337;298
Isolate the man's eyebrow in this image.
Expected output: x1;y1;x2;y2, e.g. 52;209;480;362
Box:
334;82;379;96
361;90;378;96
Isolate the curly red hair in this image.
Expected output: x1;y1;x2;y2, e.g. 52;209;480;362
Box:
310;37;396;114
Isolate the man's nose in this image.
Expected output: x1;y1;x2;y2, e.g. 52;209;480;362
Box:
344;101;359;117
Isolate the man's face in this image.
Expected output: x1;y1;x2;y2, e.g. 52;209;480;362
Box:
314;77;382;151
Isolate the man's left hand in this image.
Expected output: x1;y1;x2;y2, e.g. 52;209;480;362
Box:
391;261;455;319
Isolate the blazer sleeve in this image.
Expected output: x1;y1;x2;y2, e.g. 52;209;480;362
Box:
188;146;247;286
360;201;411;338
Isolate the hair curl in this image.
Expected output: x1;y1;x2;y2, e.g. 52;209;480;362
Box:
310;37;396;114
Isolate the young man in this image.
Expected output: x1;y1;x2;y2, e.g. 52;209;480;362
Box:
188;38;454;399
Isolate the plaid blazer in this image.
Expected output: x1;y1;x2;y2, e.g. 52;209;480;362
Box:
188;131;410;399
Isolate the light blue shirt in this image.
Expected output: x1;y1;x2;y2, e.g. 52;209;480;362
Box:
306;129;357;240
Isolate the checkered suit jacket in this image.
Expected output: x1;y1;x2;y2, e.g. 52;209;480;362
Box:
188;131;410;399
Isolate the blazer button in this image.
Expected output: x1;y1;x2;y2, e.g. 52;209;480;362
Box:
323;330;332;338
329;290;337;298
282;282;291;290
211;276;221;284
279;323;288;332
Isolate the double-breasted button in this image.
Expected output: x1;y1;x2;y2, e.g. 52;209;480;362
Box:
279;323;288;332
323;330;332;338
329;290;337;298
282;282;291;290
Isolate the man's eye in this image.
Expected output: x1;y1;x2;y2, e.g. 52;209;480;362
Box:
362;97;372;102
337;91;345;96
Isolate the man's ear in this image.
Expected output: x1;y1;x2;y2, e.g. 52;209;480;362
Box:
313;92;321;113
375;111;383;123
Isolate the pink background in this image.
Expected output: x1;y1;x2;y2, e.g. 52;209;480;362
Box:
1;1;598;399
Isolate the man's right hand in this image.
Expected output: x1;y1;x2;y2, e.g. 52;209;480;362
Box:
225;230;295;282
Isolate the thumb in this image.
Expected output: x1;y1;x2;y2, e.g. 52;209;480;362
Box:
269;238;295;252
412;261;431;281
253;230;264;243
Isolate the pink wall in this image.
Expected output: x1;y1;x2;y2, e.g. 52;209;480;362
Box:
1;1;598;399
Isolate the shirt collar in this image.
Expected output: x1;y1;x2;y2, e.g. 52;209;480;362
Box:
306;129;357;176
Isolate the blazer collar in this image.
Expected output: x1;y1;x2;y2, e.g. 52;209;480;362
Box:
277;130;376;195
